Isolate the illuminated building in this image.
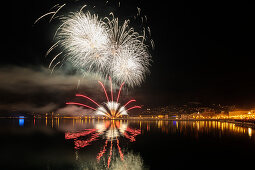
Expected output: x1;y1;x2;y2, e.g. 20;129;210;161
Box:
229;110;250;116
228;109;255;119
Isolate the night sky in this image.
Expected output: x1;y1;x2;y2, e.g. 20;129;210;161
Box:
1;0;255;112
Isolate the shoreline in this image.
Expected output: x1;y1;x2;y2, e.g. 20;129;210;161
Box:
1;116;254;129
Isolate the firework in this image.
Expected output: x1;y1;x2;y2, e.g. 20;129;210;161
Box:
55;11;111;74
36;4;152;87
66;77;141;118
104;16;151;87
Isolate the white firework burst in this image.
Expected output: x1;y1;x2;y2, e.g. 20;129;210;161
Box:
110;49;147;87
55;11;110;74
104;16;151;87
95;101;127;118
40;5;152;87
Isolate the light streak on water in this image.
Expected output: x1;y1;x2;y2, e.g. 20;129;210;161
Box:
18;116;24;127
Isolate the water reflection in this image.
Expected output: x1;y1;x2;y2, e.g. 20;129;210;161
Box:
15;117;255;141
135;120;255;141
248;128;252;137
18;116;24;126
1;118;255;169
76;151;144;170
65;120;141;168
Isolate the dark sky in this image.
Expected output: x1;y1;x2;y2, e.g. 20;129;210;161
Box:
1;0;255;110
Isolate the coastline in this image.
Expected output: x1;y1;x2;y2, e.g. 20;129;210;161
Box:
1;116;254;129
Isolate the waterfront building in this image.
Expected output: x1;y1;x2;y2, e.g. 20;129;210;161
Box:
229;110;250;116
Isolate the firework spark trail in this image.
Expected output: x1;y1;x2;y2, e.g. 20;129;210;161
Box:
65;129;96;139
66;102;97;110
126;105;141;111
116;82;125;103
117;138;124;161
98;81;109;102
126;128;141;138
76;94;100;107
34;12;55;24
49;4;66;22
124;99;136;107
79;4;87;13
51;61;61;74
49;4;60;11
74;132;101;149
48;52;62;69
45;41;59;57
107;140;113;168
123;128;141;142
109;76;113;102
96;106;112;118
97;140;108;162
123;132;135;142
115;106;127;118
34;4;66;25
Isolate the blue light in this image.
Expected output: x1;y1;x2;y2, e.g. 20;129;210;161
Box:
173;121;176;126
19;116;24;126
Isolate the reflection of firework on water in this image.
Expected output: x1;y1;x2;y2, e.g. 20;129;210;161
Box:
35;3;152;87
65;120;141;168
66;77;141;118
